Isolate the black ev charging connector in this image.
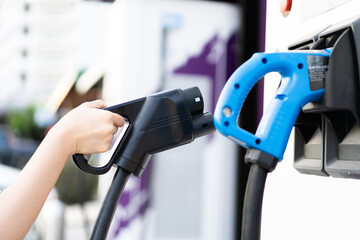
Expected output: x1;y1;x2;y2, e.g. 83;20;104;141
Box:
291;17;360;179
73;87;215;240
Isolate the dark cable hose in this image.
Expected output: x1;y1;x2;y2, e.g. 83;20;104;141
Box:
90;167;131;240
241;164;269;240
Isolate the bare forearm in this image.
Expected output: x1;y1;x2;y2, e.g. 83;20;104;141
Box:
0;100;124;239
0;129;69;239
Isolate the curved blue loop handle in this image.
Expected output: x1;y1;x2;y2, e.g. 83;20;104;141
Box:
214;49;331;160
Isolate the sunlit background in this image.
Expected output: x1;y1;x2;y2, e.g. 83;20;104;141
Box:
3;0;360;240
0;0;248;239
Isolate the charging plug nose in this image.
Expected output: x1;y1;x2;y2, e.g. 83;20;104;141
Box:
182;87;214;137
192;112;215;138
182;87;215;138
182;87;204;116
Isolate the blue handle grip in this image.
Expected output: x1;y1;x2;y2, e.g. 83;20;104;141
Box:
214;49;331;160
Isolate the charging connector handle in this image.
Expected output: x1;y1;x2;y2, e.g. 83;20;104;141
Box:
214;49;331;160
73;98;146;175
73;87;215;176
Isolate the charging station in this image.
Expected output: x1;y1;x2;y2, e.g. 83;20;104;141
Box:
263;1;360;239
291;17;360;179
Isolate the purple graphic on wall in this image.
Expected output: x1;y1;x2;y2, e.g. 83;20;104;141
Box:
173;33;237;112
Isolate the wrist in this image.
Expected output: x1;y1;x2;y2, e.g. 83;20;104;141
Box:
46;124;75;159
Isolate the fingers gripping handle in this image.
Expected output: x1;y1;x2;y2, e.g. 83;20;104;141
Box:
72;98;146;175
214;50;330;160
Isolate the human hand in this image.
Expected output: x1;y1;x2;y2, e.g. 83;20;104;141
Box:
49;100;124;157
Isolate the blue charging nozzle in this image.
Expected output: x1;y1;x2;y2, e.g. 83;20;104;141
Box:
214;49;332;162
216;49;333;240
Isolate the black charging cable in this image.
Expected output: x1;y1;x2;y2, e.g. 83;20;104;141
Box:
242;149;278;240
90;167;131;240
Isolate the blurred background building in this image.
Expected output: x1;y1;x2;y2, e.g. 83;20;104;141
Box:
0;0;265;239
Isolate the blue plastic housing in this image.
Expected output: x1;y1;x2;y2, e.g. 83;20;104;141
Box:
214;49;332;160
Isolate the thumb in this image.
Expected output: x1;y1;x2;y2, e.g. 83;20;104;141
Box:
112;113;125;127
